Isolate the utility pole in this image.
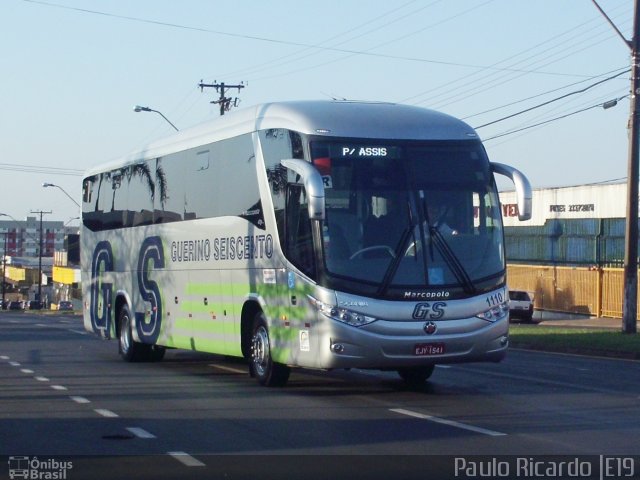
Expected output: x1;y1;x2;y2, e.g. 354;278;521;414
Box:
198;80;245;116
1;232;6;310
592;0;639;334
31;210;51;306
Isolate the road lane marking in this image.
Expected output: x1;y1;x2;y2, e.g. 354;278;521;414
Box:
390;408;507;437
208;364;246;374
51;385;68;391
68;329;87;335
95;409;119;418
34;376;49;382
0;355;9;360
70;396;91;404
126;427;156;439
168;452;205;467
9;361;20;366
20;369;34;374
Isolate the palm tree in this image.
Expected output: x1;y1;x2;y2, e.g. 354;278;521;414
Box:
130;162;156;203
155;158;168;210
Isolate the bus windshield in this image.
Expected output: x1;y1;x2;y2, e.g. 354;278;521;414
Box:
311;140;505;297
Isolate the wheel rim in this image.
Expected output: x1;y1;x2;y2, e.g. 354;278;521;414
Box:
120;313;131;354
251;325;270;377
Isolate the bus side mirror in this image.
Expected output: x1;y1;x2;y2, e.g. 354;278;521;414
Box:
491;162;532;221
280;159;326;221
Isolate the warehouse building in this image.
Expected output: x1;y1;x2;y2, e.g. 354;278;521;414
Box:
500;182;630;317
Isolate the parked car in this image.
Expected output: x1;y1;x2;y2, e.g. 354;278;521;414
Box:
8;300;25;311
29;300;43;310
58;301;74;311
508;290;535;323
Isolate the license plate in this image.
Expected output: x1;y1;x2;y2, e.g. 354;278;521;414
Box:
414;343;445;356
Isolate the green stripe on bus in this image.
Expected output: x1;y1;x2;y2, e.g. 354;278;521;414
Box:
180;301;237;313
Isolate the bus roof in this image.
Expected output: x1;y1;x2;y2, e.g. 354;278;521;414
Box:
85;100;479;177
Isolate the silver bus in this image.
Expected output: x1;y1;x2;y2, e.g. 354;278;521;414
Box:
81;101;531;386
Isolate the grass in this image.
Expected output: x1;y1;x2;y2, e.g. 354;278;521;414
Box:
509;325;640;359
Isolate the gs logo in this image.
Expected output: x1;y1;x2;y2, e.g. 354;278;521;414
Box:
412;302;446;320
90;236;164;343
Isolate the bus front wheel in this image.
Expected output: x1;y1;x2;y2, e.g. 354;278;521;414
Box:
249;313;290;387
397;365;435;386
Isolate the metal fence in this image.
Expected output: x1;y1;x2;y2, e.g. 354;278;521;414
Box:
507;264;629;318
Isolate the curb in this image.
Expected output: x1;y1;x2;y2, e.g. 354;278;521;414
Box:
509;342;640;361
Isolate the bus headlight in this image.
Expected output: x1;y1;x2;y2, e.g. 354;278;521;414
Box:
475;301;509;323
308;296;377;327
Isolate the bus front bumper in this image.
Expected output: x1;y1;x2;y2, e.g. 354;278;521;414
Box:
314;316;509;370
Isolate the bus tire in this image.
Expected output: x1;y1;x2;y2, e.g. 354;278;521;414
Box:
118;305;147;362
148;345;166;362
249;313;290;387
397;365;435;386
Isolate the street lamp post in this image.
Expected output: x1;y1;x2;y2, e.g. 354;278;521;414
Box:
133;105;179;131
42;183;80;208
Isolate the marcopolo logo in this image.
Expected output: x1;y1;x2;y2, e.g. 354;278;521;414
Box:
8;456;72;480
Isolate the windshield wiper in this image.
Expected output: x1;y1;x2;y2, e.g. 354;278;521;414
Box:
428;225;477;295
422;196;476;294
376;200;416;297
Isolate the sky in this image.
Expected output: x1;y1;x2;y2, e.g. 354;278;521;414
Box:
0;0;634;225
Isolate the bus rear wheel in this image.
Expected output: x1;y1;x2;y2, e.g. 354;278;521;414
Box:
397;365;435;386
249;313;290;387
118;305;165;362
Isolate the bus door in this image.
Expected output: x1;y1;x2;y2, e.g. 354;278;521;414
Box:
282;184;318;359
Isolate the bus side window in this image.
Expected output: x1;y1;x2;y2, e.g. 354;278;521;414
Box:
286;185;316;280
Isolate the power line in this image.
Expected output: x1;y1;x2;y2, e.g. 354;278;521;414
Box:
482;94;629;142
400;4;630;107
462;66;629;121
22;0;596;79
214;0;430;80
427;20;631;111
482;86;628;148
0;163;83;176
473;68;630;129
247;0;498;84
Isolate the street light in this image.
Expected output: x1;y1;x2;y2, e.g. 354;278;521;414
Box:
133;105;179;132
42;183;80;208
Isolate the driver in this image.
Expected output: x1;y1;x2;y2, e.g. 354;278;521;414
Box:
426;202;458;236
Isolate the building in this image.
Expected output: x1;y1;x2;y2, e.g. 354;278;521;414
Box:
500;182;631;318
500;182;627;266
1;218;79;307
0;216;76;257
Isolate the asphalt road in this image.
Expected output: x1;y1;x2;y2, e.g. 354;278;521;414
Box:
1;312;639;480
